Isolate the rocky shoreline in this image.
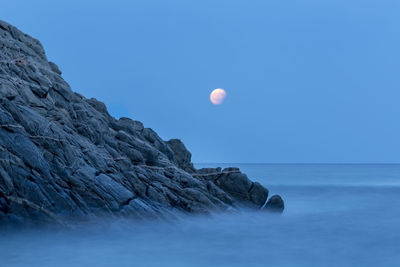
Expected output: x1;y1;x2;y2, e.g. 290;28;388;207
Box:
0;20;283;227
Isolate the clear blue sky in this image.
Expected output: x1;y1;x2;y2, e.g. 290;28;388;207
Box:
2;0;400;163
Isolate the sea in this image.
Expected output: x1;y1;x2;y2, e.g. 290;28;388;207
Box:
1;164;400;267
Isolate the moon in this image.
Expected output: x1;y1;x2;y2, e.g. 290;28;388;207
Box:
210;88;227;105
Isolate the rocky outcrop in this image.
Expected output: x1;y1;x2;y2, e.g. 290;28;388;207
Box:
193;167;270;209
166;139;195;173
265;195;285;212
0;20;284;226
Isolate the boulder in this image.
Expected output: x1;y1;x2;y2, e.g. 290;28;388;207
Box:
214;172;253;201
167;139;195;173
249;182;269;207
264;195;285;213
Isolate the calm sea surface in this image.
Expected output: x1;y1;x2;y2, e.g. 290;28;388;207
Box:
2;164;400;267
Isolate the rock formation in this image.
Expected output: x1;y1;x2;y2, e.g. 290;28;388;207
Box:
0;20;284;226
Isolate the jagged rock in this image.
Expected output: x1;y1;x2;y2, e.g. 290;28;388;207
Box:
265;195;285;213
0;20;284;226
249;182;269;207
48;61;61;75
167;139;195;173
214;172;253;201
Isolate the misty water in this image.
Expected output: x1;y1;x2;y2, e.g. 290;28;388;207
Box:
2;164;400;267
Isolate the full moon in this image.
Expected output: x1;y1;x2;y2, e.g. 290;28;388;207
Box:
210;88;227;105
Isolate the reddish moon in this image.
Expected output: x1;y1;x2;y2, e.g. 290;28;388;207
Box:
210;88;227;105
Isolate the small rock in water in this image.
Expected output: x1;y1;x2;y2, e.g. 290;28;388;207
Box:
264;195;285;213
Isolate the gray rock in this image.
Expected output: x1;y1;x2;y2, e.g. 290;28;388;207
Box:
249;182;269;208
196;167;221;174
264;195;285;213
167;139;195;173
48;61;62;75
0;20;284;226
214;172;253;201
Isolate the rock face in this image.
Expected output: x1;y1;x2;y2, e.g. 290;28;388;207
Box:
166;139;195;173
0;20;284;226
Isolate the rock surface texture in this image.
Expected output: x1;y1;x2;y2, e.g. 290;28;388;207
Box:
0;20;284;226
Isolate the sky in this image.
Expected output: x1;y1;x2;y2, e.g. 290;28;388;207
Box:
1;0;400;163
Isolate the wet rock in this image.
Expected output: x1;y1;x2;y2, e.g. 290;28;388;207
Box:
265;195;285;213
0;19;284;226
249;182;269;207
214;172;253;201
